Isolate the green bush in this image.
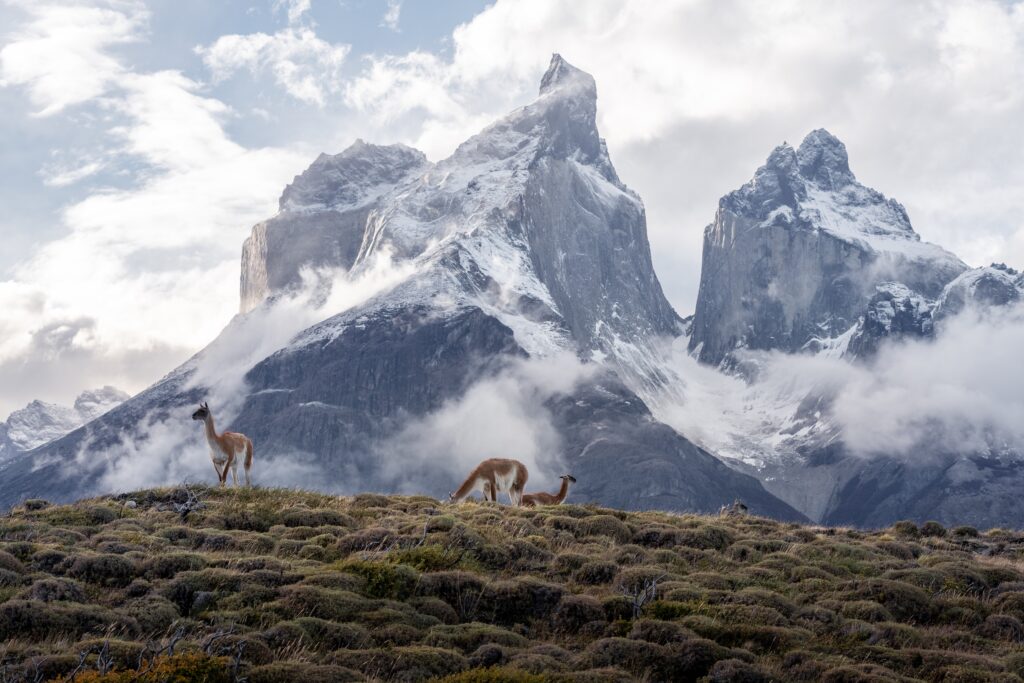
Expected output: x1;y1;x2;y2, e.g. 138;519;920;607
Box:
21;577;86;603
706;658;773;683
433;669;546;683
921;521;947;537
0;599;122;640
65;553;136;586
247;662;365;683
573;560;618;585
423;622;530;652
578;515;632;543
328;646;468;681
281;508;354;528
552;594;605;633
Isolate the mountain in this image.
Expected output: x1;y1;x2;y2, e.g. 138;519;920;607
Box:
675;132;1024;528
0;56;801;521
0;386;128;462
688;129;966;366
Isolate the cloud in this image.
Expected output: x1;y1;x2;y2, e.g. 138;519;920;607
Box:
0;2;309;417
274;0;312;25
373;352;597;499
0;1;146;116
197;27;350;105
654;302;1024;465
381;0;402;32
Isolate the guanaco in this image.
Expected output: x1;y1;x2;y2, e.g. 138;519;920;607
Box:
449;458;528;506
521;474;576;507
191;402;253;487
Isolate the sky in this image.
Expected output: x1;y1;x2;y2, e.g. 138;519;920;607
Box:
1;0;1023;418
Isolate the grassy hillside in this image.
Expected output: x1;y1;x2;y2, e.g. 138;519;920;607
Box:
2;487;1024;682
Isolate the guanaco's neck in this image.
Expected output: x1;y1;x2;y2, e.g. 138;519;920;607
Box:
203;414;219;445
555;479;571;503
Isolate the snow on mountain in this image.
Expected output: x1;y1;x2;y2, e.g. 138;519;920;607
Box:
243;53;678;379
934;263;1024;321
0;386;128;457
688;128;966;366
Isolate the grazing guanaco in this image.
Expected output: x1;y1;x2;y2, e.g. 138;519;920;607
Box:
449;458;528;506
521;474;576;507
191;402;253;487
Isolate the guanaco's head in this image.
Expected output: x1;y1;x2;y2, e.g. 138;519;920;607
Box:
191;402;210;421
560;474;577;484
447;491;456;504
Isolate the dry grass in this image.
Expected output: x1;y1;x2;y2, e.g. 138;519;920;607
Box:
0;486;1023;681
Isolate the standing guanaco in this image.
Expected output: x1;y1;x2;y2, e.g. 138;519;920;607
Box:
191;402;253;487
449;458;528;506
521;474;576;507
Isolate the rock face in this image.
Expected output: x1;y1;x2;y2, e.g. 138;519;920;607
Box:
0;56;797;521
240;143;428;313
689;129;965;366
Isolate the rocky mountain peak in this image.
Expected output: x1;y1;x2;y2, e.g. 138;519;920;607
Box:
796;128;853;189
278;141;427;212
539;53;596;97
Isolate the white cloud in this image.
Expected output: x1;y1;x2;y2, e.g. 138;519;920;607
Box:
381;0;402;32
654;302;1024;465
0;2;310;417
197;27;350;105
0;1;145;116
274;0;311;25
375;352;596;498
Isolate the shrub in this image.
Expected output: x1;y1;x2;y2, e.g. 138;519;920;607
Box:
342;560;419;599
553;552;589;574
434;670;545;683
372;623;424;646
423;623;530;652
952;526;980;538
573;560;618;585
295;617;370;650
275;585;371;622
677;526;734;551
585;636;728;681
706;658;772;683
552;594;605;633
628;619;695;645
247;662;365;683
839;579;935;622
841;601;894;623
143;552;207;579
0;600;121;640
328;646;468;681
281;508;354;528
162;569;243;615
975;614;1024;642
119;595;179;634
66;654;232;682
921;521;947;537
0;549;25;574
578;515;632;543
417;571;485;619
409;596;459;625
21;577;86;603
65;554;135;587
891;521;920;539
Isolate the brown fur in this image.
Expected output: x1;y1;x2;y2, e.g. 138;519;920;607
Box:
521;474;575;507
449;458;528;506
193;402;253;487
